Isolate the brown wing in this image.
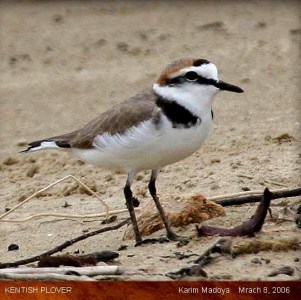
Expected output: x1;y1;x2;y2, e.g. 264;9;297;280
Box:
67;88;158;148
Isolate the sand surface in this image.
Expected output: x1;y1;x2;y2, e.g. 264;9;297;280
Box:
0;0;300;281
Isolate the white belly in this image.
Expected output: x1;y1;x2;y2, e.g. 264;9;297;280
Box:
72;114;213;172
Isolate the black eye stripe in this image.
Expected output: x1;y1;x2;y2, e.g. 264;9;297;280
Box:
197;76;216;85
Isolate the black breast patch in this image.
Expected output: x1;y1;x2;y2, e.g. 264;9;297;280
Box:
156;96;201;128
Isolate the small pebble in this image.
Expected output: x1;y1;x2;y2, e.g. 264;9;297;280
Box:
104;174;114;182
268;266;294;277
290;28;301;35
116;42;128;52
101;215;117;224
18;195;26;202
256;22;266;28
9;56;17;66
8;244;19;251
118;245;128;251
62;202;71;208
210;183;220;190
177;239;190;248
52;14;63;23
210;158;221;164
262;258;271;264
136;174;144;181
196;21;224;31
251;257;262;264
95;39;107;46
241;78;250;83
242;187;251;191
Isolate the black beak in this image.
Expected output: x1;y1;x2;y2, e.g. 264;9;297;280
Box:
214;80;244;93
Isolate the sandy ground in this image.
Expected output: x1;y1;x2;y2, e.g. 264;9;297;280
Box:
0;0;300;281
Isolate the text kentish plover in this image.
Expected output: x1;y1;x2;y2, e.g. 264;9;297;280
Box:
22;58;243;244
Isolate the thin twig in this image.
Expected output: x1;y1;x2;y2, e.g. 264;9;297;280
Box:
214;187;301;207
0;175;110;221
207;187;290;202
166;238;231;279
0;218;129;269
0;266;124;276
0;208;140;223
264;179;288;187
0;273;96;281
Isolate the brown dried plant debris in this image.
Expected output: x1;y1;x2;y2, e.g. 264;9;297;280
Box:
231;237;300;256
123;194;225;240
265;133;296;144
37;251;119;267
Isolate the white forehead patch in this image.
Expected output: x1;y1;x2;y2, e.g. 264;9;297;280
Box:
171;63;218;80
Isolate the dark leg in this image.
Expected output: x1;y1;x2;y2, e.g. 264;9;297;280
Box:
124;171;142;244
148;169;179;240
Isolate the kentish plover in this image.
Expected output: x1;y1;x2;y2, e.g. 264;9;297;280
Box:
22;58;243;244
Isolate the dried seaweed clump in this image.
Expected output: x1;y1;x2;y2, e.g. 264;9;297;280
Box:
232;237;300;256
123;193;225;240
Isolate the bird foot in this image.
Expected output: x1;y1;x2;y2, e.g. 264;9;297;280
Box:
167;232;189;243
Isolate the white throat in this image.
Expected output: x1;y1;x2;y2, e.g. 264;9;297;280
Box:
153;82;218;117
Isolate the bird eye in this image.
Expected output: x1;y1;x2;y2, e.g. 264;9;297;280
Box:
185;71;198;81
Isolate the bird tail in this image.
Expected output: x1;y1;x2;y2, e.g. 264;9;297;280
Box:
20;131;78;153
20;139;71;153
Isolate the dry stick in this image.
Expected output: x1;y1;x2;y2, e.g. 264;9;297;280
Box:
0;266;124;276
0;273;96;281
214;187;301;207
0;208;141;223
0;218;129;269
0;174;110;221
207;187;290;201
166;238;231;279
264;179;288;188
